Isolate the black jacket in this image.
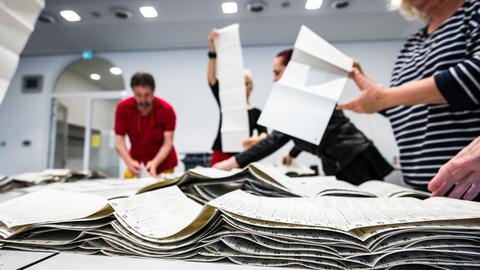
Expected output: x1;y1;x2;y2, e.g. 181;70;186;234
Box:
235;110;387;176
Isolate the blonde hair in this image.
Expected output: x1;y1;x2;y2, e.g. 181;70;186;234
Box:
244;69;253;81
388;0;445;22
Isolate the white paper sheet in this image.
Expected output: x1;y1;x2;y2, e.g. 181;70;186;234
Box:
109;186;203;239
215;23;250;152
0;0;44;106
0;188;107;228
259;83;336;144
259;25;353;145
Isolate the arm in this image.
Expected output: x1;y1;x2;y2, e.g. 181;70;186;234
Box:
242;132;268;149
339;20;480;113
282;146;302;165
337;69;447;113
214;131;290;170
115;135;140;175
146;131;174;176
207;29;218;86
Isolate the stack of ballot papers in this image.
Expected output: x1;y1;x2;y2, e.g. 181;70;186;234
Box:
0;185;479;270
138;163;430;203
0;169;106;192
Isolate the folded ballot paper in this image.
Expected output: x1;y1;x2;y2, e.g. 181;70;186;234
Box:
1;184;480;269
214;24;250;152
259;25;353;145
0;0;44;106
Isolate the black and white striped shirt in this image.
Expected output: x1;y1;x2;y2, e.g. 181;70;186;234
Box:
385;0;480;190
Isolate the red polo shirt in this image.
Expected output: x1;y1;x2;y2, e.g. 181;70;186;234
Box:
114;96;178;172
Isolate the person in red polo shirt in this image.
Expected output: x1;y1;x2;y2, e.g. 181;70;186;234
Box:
114;72;178;178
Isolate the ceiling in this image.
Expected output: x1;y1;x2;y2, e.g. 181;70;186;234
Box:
23;0;423;56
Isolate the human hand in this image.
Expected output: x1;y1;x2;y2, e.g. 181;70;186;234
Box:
213;157;240;171
127;159;141;176
145;159;160;177
242;137;260;149
349;58;363;78
208;28;219;52
282;155;293;165
428;137;480;201
337;68;389;113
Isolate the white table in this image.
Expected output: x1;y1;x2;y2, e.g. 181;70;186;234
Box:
10;252;298;270
0;250;55;270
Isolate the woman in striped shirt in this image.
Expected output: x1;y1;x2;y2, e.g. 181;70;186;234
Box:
338;0;480;197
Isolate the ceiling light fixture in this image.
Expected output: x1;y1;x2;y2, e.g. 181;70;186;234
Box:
110;67;122;75
390;0;402;9
222;2;238;14
59;10;81;22
139;6;158;18
90;74;101;80
305;0;324;10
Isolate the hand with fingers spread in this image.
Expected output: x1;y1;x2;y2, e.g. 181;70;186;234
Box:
337;68;389;113
428;137;480;201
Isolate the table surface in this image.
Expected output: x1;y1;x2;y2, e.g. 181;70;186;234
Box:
1;251;300;270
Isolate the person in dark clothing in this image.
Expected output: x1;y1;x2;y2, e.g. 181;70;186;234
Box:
214;49;393;184
207;28;268;166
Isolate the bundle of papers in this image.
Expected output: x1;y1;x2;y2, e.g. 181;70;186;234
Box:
138;163;430;203
0;169;106;192
0;186;479;270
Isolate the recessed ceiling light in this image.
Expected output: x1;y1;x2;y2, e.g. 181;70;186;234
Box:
390;0;402;9
110;67;122;75
305;0;324;10
59;10;81;22
139;6;158;18
90;74;101;80
222;2;238;14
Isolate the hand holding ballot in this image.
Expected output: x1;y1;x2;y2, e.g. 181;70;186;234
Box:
429;136;480;201
337;68;390;113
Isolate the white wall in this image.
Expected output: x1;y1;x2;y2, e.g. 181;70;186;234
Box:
0;40;403;175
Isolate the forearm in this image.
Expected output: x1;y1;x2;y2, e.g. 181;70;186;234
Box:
152;142;173;165
207;41;217;85
115;136;134;163
384;77;446;108
236;132;289;167
289;146;302;158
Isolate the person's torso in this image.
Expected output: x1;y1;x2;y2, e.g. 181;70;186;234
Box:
385;0;480;188
121;97;177;167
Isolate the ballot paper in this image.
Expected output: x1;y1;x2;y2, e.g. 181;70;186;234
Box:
109;186;204;239
215;24;250;152
0;0;44;105
0;188;108;228
259;25;353;145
